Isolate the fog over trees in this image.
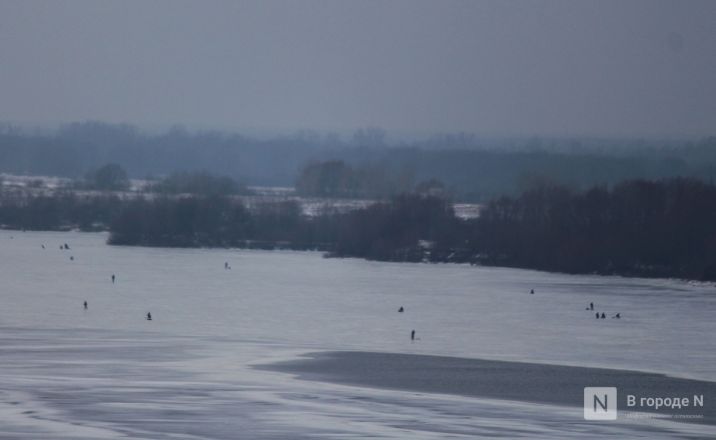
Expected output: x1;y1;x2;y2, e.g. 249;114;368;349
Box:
82;163;130;191
149;171;250;196
2;121;716;201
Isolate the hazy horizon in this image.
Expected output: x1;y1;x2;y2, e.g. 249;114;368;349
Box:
1;0;715;138
3;118;713;143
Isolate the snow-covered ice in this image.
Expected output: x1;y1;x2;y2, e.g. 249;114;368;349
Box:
1;230;714;438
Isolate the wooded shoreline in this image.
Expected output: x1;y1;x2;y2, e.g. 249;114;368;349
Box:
2;177;716;281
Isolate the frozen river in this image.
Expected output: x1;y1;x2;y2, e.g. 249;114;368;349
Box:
1;230;714;438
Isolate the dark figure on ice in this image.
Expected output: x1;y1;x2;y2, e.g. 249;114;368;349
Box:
601;312;606;319
530;289;534;294
595;312;600;319
411;330;415;340
83;301;87;310
41;244;45;249
111;274;115;283
70;256;74;261
589;302;594;311
613;313;621;319
398;306;404;313
225;262;229;270
146;312;152;321
64;243;70;250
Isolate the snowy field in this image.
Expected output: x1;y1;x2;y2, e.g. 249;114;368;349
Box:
0;175;482;219
0;230;714;439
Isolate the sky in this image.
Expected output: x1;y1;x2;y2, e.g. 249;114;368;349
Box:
0;0;714;138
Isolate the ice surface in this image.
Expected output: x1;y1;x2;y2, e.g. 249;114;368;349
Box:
1;230;714;438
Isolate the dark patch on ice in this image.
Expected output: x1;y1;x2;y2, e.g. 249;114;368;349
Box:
260;351;716;425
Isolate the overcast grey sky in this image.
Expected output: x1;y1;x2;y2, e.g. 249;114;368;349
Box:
0;0;714;137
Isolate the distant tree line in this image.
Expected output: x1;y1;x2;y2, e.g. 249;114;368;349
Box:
295;160;416;198
471;178;716;280
106;192;462;260
148;171;251;196
43;163;250;196
0;191;122;231
326;193;461;261
104;177;716;280
2;121;716;201
80;163;130;191
2;175;716;280
107;197;315;249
